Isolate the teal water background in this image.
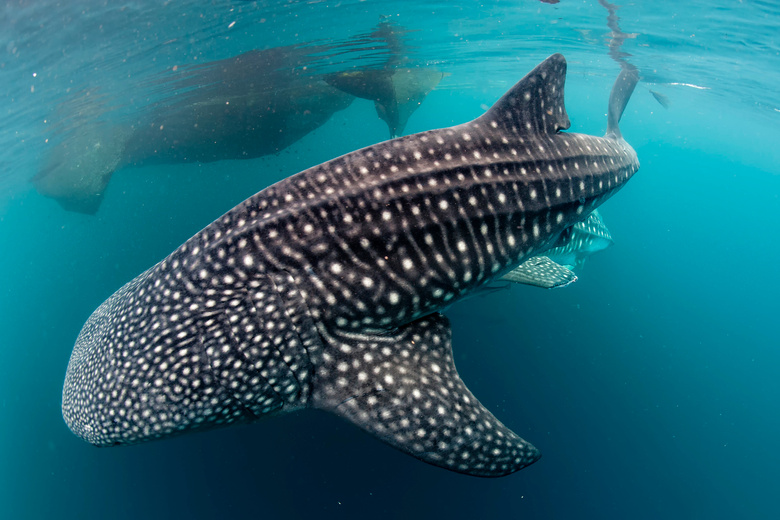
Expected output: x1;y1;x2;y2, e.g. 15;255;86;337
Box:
2;1;779;518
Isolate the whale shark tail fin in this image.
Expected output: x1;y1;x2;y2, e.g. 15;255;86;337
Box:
605;66;639;140
313;313;540;477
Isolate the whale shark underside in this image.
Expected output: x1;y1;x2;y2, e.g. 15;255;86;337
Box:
62;54;639;477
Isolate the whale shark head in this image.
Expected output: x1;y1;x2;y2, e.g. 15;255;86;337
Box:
62;54;639;477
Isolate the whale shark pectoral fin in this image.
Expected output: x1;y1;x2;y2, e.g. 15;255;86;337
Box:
501;256;578;289
480;53;570;135
312;313;540;477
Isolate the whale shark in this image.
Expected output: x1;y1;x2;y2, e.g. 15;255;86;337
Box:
324;19;446;138
502;209;614;289
543;209;613;270
62;54;639;477
33;20;444;215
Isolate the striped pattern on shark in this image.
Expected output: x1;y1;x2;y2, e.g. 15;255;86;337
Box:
62;54;639;477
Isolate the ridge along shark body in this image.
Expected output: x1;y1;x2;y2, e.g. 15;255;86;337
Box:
62;54;639;477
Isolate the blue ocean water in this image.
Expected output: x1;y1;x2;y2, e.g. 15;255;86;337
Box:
2;1;779;518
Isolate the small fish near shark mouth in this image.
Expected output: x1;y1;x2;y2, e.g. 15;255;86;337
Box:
62;54;639;477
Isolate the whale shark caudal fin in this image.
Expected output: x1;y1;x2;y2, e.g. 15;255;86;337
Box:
606;66;639;139
312;313;540;477
480;53;571;135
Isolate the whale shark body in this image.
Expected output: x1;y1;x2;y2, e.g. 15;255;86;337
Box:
62;54;639;477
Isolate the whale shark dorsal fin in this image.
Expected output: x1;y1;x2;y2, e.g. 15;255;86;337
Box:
312;313;540;477
479;53;571;135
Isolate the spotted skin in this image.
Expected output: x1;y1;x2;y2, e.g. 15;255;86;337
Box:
502;255;577;288
62;54;639;477
543;209;614;270
502;209;615;288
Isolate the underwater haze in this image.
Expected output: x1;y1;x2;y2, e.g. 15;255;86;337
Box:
2;1;779;519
